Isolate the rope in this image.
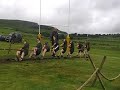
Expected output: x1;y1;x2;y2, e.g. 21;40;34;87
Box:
77;68;99;90
100;72;120;81
88;55;106;90
91;56;106;86
0;56;89;63
0;48;18;51
0;48;33;51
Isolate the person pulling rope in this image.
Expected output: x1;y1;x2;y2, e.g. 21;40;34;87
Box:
16;40;29;61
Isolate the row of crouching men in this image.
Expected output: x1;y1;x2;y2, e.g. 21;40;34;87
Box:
16;37;90;61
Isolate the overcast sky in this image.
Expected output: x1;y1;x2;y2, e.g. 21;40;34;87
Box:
0;0;120;34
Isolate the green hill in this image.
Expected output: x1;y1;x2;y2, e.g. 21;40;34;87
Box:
0;19;67;36
0;20;120;90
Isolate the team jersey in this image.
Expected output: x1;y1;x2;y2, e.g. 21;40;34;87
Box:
22;43;29;51
70;42;74;54
21;42;29;55
78;43;83;49
36;42;42;53
62;40;67;49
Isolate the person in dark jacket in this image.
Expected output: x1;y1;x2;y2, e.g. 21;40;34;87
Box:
50;28;59;46
42;42;50;59
83;41;90;59
59;39;67;57
77;42;84;57
29;38;42;58
51;36;59;57
67;41;74;58
16;40;29;61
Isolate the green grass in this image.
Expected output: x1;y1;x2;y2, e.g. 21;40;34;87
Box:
0;55;119;90
0;21;120;90
0;40;120;90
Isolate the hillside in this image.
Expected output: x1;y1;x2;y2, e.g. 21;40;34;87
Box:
0;19;67;35
0;20;120;90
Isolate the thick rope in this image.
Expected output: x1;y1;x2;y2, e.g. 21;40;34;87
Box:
100;72;120;81
88;55;106;90
91;56;106;86
77;68;99;90
0;48;33;51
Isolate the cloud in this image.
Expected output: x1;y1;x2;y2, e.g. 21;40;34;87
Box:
51;0;120;34
0;0;120;34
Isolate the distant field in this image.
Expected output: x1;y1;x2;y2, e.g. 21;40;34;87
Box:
0;26;120;90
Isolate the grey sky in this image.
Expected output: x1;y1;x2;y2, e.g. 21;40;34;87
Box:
0;0;120;34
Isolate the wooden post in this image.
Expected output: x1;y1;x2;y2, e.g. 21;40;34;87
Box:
77;68;99;90
88;55;106;90
8;40;12;54
92;56;106;86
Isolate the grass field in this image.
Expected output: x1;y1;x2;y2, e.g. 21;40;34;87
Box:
0;21;120;90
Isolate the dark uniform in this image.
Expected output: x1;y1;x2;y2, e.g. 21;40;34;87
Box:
20;42;29;56
36;42;42;55
84;42;90;51
77;43;84;53
70;41;74;54
53;40;59;52
44;42;50;52
62;40;67;53
50;30;59;46
52;40;59;57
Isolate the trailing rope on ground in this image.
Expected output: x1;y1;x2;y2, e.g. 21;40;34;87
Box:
88;55;105;90
0;48;33;51
91;56;106;86
77;68;99;90
77;55;120;90
0;48;19;51
0;55;87;62
100;72;120;81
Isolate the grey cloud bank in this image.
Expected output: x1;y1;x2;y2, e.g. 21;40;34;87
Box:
0;0;120;34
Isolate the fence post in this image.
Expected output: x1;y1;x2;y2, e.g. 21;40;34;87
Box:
92;56;106;86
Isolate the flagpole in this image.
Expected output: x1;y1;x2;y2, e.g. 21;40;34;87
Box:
66;0;71;53
39;0;41;34
68;0;70;34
